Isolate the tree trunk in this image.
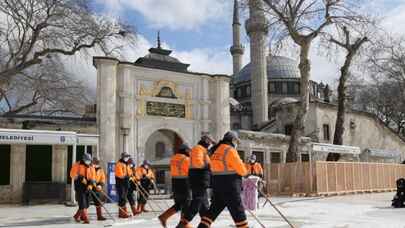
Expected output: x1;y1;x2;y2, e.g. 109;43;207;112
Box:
286;42;311;162
328;53;354;161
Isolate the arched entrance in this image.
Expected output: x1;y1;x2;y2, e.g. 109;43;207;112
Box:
144;129;183;192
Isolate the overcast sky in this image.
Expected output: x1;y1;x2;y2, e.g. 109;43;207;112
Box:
65;0;405;92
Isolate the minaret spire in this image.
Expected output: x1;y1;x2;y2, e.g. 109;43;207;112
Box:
157;31;161;49
233;0;240;25
230;0;244;76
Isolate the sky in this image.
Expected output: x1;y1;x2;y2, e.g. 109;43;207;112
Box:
68;0;405;92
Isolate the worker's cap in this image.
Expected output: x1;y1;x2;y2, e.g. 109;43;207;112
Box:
92;156;100;164
201;134;216;144
223;131;240;143
179;143;191;152
121;152;130;158
82;153;92;162
249;154;257;161
142;160;151;166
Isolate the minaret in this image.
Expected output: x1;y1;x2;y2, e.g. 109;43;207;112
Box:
246;0;269;128
230;0;244;76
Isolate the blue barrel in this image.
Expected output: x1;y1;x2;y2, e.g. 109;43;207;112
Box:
107;162;118;202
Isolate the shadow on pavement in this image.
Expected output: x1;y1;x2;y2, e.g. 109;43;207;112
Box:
0;217;72;227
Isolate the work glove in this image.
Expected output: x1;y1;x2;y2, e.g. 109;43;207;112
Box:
96;185;102;192
87;185;93;191
81;178;87;185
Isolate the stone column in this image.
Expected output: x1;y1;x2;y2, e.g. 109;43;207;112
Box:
10;145;26;203
52;145;67;183
201;77;211;135
210;76;231;141
118;64;134;158
94;57;119;167
246;0;269;128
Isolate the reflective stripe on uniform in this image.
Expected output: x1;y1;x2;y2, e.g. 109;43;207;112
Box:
212;146;237;176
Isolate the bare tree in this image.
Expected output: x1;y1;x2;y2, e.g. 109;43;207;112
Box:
326;26;368;161
0;57;90;116
0;0;134;115
261;0;365;162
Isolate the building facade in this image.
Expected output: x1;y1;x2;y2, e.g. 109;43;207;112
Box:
94;44;231;186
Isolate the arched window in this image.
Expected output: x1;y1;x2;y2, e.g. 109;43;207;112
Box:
155;142;166;159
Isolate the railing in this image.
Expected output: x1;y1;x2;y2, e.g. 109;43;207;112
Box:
265;162;405;196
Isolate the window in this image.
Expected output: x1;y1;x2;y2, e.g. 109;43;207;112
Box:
285;124;293;135
301;154;310;162
155;142;166;159
269;82;276;93
287;82;295;94
282;83;288;94
323;124;330;141
237;88;242;97
0;145;11;185
26;145;52;182
232;123;241;130
274;82;282;94
294;83;300;94
233;90;238;98
246;86;251;96
270;152;281;163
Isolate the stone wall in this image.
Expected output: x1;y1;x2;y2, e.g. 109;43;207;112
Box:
268;101;405;162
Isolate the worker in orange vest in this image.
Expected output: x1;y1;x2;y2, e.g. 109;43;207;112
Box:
115;152;133;218
179;135;215;227
70;153;96;224
91;157;106;221
158;144;192;228
194;131;248;228
128;158;140;216
135;160;156;214
245;154;264;178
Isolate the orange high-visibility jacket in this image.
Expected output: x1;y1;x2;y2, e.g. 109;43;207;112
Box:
170;153;190;179
95;168;106;185
210;144;247;177
245;162;264;177
135;166;155;181
189;145;210;169
70;162;96;183
115;161;133;179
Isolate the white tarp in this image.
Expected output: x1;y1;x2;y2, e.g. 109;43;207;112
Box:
312;143;361;155
0;128;98;145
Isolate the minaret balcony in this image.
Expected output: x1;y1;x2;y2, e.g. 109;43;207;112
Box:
230;45;245;55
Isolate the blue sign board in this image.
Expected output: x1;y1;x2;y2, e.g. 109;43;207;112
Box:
107;162;118;202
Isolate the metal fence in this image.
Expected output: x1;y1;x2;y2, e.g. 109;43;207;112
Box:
265;162;405;196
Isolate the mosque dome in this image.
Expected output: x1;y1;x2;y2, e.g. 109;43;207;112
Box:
233;55;300;83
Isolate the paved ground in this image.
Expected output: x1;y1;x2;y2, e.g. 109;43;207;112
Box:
0;193;404;228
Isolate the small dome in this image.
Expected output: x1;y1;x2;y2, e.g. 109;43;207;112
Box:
234;55;300;83
144;52;181;63
271;97;299;107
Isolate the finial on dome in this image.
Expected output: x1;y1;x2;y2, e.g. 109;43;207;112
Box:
157;31;161;49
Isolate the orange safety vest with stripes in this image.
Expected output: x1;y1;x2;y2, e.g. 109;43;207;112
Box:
115;161;133;179
210;144;247;177
70;162;96;182
245;162;263;177
189;144;210;169
135;166;155;181
170;153;190;179
95;167;106;185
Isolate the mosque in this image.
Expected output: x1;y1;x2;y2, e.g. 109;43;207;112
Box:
0;0;403;203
